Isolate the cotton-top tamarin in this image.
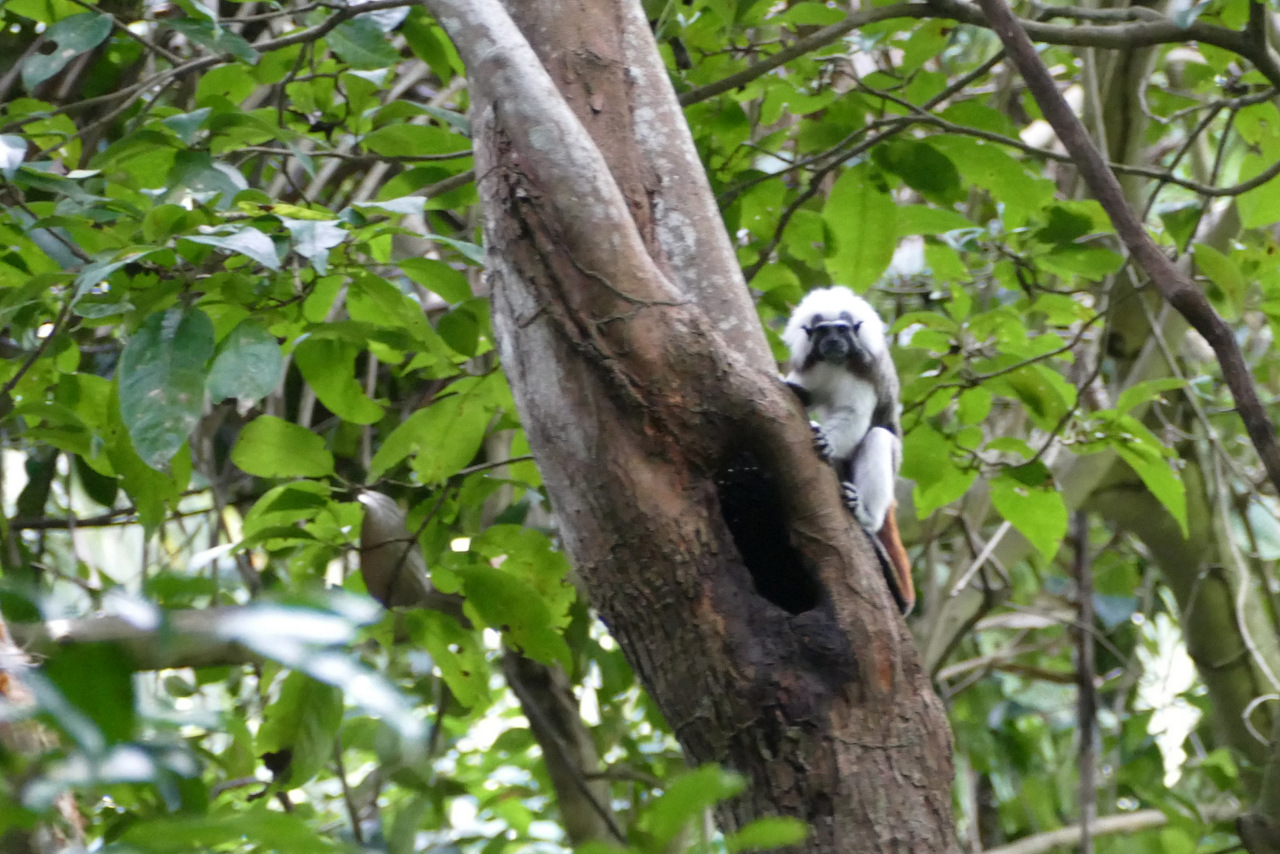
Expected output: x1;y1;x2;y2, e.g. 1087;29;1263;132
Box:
783;286;914;614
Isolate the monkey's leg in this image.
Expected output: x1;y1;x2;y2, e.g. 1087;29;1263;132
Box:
844;427;898;532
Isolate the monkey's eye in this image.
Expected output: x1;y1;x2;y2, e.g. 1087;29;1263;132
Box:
852;321;863;334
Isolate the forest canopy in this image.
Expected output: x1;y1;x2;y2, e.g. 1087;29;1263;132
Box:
2;0;1280;852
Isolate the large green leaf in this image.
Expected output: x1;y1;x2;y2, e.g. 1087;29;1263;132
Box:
232;415;335;478
363;124;470;157
257;671;343;786
117;307;215;469
207;320;285;403
293;337;385;424
823;163;897;290
872;139;962;203
327;17;401;69
42;641;136;745
989;467;1068;560
369;375;497;482
185;226;281;270
119;808;344;852
21;13;113;90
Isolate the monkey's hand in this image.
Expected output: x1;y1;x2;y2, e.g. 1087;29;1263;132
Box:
810;421;834;461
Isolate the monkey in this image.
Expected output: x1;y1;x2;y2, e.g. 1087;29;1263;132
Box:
782;286;915;614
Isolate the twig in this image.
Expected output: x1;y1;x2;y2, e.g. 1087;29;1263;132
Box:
971;0;1280;500
1073;510;1097;854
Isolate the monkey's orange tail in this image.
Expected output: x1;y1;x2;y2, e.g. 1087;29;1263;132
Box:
877;502;915;615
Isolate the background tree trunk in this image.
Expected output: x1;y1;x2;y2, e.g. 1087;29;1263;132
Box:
423;1;959;850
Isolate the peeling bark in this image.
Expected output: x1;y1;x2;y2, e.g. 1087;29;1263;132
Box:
423;1;957;849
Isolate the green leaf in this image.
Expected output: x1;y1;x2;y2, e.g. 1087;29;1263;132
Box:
896;204;972;236
258;671;343;786
1114;378;1185;414
990;470;1068;560
117;307;215;469
1113;422;1188;537
1036;245;1125;279
1193;242;1246;312
388;796;432;854
43;642;136;744
21;13;113;90
990;365;1075;431
903;424;976;515
824;164;897;290
185;226;281;270
101;389;180;529
293;337;385;424
164;18;259;63
327;17;401;69
280;217;346;274
640;766;745;849
872;140;961;203
726;816;809;851
119;807;344;852
72;251;155;299
363;124;470;157
208;320;285;403
457;565;572;667
1034;205;1094;245
232;415;335;478
160;107;212;145
1238;151;1280;228
369;375;496;481
407;611;489;708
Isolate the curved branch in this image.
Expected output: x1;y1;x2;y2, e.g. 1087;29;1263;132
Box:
974;0;1280;500
679;0;1280;108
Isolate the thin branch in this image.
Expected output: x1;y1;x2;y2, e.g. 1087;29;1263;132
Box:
680;0;1280;108
985;806;1236;854
971;0;1280;500
1;0;416;134
1073;510;1097;854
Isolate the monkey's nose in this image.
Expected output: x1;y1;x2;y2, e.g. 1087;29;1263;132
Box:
817;334;850;360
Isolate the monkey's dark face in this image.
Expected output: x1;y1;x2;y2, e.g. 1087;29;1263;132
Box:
804;311;865;365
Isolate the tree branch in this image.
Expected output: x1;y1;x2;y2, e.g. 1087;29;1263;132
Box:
679;1;1280;108
971;0;1280;501
986;805;1236;854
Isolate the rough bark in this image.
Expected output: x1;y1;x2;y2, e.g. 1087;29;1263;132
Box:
421;0;958;849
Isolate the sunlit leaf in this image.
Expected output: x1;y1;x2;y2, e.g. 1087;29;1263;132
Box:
232;415;335;478
990;469;1068;560
280;217;347;274
726;816;809;851
186;226;281;270
824;163;897;290
293;337;385;424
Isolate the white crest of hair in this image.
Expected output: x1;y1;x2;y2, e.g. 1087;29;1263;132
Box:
782;286;893;462
782;286;888;372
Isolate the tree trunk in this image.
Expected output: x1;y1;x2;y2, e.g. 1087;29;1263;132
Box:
422;1;958;849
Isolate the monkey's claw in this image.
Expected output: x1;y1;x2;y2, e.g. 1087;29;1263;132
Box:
841;481;875;530
810;421;834;461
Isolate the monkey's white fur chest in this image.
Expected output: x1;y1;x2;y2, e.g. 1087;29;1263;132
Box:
797;362;878;461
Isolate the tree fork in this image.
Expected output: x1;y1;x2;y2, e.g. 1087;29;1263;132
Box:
422;0;958;849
